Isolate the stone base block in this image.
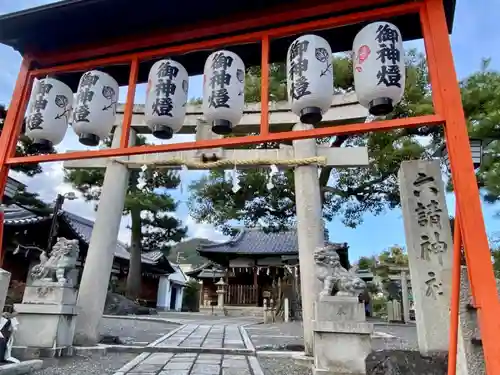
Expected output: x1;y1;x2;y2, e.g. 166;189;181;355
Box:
0;269;11;313
315;296;365;322
11;346;74;360
21;285;77;305
313;321;373;375
13;303;78;348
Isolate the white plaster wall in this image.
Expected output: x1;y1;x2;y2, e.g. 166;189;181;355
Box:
156;276;171;309
175;286;183;311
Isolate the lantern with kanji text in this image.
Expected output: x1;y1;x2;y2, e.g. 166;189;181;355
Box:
72;70;119;146
203;50;245;135
25;78;73;151
353;22;405;116
286;34;334;125
145;59;189;139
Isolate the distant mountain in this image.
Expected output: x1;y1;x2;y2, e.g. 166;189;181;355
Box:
168;238;215;266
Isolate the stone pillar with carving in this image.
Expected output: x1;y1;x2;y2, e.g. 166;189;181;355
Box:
13;238;80;354
399;160;455;356
312;245;373;375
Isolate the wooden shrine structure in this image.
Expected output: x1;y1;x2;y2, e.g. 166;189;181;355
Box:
186;228;349;308
0;0;498;372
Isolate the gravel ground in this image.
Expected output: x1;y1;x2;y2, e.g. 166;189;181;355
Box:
246;321;418;351
371;324;418;351
259;352;446;375
259;356;312;375
98;317;179;344
31;353;137;375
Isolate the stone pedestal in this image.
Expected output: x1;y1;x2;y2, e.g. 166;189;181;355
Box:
215;278;226;308
401;270;410;323
216;291;224;308
14;284;78;349
387;300;402;322
0;269;11;312
455;266;486;375
263;299;276;324
313;296;373;375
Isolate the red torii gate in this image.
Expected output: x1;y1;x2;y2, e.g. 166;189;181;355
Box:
0;0;497;373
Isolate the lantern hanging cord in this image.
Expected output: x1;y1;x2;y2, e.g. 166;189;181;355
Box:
113;156;327;169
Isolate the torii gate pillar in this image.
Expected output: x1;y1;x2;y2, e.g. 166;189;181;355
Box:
293;123;325;356
73;126;135;345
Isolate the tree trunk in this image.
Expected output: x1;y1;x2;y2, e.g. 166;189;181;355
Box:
126;207;142;299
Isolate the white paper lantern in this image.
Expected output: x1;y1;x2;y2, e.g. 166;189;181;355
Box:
286;34;334;125
353;22;405;116
25;78;73;150
203;50;245;135
72;70;119;146
145;59;189;139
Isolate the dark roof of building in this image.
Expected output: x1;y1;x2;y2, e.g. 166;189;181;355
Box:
185;262;226;279
2;204;51;226
2;204;174;272
0;0;456;90
197;227;350;268
198;228;301;256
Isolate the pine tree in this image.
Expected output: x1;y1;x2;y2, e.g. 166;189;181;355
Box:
65;134;187;298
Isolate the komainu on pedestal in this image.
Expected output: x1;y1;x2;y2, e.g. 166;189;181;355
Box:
13;238;80;354
315;244;366;297
30;238;80;287
312;244;373;375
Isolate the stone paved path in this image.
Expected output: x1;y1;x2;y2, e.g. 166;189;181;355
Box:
112;316;416;374
113;316;261;375
154;324;246;349
115;352;259;375
158;313;260;327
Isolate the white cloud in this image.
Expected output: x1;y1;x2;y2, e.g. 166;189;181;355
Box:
184;215;228;242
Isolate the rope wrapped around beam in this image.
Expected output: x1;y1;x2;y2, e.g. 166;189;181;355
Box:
113;156;327;169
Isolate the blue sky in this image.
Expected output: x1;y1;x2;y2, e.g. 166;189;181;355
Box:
1;0;500;261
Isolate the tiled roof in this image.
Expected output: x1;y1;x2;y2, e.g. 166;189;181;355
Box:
1;204;52;226
198;228;300;255
62;211;164;265
2;204;167;266
185;262;226;279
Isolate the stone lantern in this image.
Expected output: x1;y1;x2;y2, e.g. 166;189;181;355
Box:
215;278;226;308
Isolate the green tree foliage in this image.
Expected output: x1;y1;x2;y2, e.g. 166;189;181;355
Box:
461;59;500;203
182;279;201;312
355;245;409;298
190;53;500;234
491;248;500;278
357;256;377;271
188;50;437;234
65;134;187;298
